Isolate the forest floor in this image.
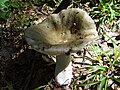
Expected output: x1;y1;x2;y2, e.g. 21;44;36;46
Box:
0;0;120;90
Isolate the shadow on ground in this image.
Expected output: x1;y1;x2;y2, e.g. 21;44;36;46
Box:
5;49;55;90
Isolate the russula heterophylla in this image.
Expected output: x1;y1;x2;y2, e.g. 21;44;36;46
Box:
24;8;98;85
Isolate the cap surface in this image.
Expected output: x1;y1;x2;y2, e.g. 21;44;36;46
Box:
25;8;98;55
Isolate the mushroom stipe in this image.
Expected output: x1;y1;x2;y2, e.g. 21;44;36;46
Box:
24;8;98;85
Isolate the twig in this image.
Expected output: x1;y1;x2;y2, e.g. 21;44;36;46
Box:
53;0;72;14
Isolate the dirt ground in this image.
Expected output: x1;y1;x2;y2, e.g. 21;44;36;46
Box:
5;49;56;90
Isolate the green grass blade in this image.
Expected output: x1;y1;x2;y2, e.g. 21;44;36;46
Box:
112;77;120;83
77;81;99;86
85;66;107;71
104;78;108;90
83;74;96;83
34;85;46;90
98;77;106;90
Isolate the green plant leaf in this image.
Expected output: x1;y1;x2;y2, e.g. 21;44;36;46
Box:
98;77;106;90
89;44;103;63
114;61;120;65
11;2;19;8
0;11;7;19
4;80;14;90
112;43;120;65
104;78;108;90
83;74;96;83
85;66;107;71
0;0;8;6
112;77;120;83
34;85;46;90
0;0;8;9
77;81;99;86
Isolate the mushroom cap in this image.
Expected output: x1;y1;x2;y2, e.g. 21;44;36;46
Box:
25;8;98;55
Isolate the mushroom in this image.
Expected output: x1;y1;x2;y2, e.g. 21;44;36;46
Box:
24;8;98;85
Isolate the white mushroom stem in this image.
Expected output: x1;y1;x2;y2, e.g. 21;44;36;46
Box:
55;53;72;85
